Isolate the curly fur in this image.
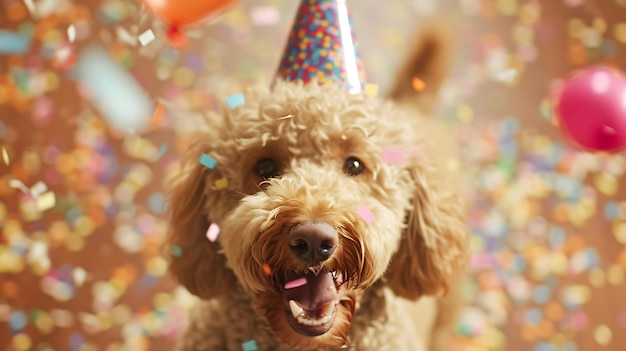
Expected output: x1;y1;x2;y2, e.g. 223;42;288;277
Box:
166;23;469;351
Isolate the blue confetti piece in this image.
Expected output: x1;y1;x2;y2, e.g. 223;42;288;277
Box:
156;143;168;159
241;340;258;351
9;311;27;332
171;245;182;257
0;30;31;54
148;192;166;214
604;201;619;221
75;46;154;132
199;153;217;169
226;93;245;109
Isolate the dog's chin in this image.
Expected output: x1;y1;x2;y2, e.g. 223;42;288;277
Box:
281;270;345;336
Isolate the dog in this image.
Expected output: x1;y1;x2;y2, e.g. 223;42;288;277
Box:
165;24;470;351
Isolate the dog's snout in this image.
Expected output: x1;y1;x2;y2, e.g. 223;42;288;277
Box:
288;221;338;265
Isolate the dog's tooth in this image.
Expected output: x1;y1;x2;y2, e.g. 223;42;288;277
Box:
289;300;304;319
320;302;335;317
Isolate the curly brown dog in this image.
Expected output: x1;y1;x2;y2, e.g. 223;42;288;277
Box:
165;25;470;351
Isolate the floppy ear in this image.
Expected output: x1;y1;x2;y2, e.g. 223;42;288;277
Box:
387;19;456;113
385;159;469;300
165;135;235;299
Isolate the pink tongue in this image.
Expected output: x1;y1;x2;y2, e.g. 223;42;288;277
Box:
283;272;338;310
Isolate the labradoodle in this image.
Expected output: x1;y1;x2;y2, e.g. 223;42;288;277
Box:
166;25;470;351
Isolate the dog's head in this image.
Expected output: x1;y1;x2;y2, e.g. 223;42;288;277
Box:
166;24;468;349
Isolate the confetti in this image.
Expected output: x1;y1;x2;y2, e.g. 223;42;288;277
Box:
0;30;31;54
357;205;374;224
2;148;9;165
382;147;407;165
22;0;35;13
205;223;220;242
75;46;154;132
262;263;272;276
36;191;56;212
156;143;168;159
30;181;48;198
364;83;379;98
214;177;228;190
250;6;280;26
198;154;217;169
67;25;76;43
171;245;182;257
411;77;426;92
284;277;307;290
8;179;29;194
138;29;155;46
151;104;166;128
226;93;245;109
241;340;258;351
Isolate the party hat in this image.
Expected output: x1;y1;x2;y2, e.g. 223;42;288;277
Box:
275;0;366;94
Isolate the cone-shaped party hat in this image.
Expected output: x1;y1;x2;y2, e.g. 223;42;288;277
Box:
275;0;366;93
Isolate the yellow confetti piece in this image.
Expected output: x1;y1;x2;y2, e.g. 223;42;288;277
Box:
214;177;228;190
613;221;626;245
607;264;624;286
1;147;8;165
614;22;626;44
411;76;426;92
36;191;56;211
457;104;474;123
363;83;378;98
12;334;32;351
594;172;618;196
593;324;612;346
588;268;605;288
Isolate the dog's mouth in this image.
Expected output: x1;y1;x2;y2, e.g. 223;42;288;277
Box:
282;267;346;336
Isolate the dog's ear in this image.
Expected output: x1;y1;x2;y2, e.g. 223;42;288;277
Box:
386;157;469;300
165;135;234;299
387;20;456;114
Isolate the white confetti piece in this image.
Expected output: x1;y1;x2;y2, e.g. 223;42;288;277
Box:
36;191;56;211
250;6;280;26
30;181;48;197
73;267;87;286
205;223;220;242
75;46;154;132
67;24;76;42
116;26;137;46
22;0;35;13
8;179;29;194
138;29;155;46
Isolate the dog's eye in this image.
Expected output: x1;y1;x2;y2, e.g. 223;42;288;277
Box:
256;158;278;179
343;157;365;176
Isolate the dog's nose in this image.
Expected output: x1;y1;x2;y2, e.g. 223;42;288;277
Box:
288;221;338;265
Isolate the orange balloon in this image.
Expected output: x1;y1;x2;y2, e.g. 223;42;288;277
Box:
142;0;236;28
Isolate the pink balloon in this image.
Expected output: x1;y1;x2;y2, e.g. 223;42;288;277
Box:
554;66;626;153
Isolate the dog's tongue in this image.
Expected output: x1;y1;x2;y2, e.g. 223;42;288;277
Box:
283;271;338;310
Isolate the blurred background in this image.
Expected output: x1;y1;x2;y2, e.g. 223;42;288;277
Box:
1;0;626;350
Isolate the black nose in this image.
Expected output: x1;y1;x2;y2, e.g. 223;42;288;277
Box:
288;221;338;265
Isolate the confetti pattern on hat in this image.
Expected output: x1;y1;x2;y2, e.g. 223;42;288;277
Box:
275;0;366;93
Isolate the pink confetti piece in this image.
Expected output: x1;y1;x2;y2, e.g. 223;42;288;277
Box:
206;223;220;242
382;147;407;165
357;205;374;224
284;277;307;290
